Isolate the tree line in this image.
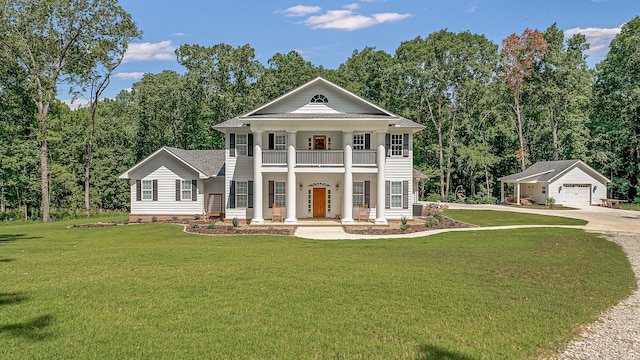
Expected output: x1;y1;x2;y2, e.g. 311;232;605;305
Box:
1;0;639;221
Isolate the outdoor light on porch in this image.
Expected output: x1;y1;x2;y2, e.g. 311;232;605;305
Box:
335;183;339;191
299;183;303;190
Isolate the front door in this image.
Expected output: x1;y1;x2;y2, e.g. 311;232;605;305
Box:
313;188;326;218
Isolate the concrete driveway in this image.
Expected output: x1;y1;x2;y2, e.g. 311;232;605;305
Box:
447;203;640;234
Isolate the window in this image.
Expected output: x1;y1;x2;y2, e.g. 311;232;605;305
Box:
236;181;248;208
391;134;403;156
391;181;402;208
353;181;364;206
275;181;286;207
181;180;192;200
142;180;153;200
353;134;365;150
274;134;286;150
310;94;328;103
236;134;247;156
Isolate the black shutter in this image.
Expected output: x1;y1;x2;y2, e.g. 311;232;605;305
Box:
175;180;181;201
364;133;370;150
268;181;274;208
385;134;390;157
403;180;409;209
229;133;236;157
153;180;158;201
364;181;370;206
136;180;141;201
268;133;274;150
248;134;253;156
248;181;254;208
229;181;236;208
403;134;409;157
192;180;197;201
385;181;390;209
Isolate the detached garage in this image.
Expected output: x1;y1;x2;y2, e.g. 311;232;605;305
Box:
498;160;610;207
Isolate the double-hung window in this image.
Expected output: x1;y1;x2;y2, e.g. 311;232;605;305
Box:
142;180;153;200
181;180;192;200
274;134;286;150
391;181;403;208
391;134;403;156
274;181;286;206
353;182;364;207
236;181;248;208
236;134;248;156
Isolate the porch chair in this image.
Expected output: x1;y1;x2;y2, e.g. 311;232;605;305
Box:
272;204;283;223
357;203;371;222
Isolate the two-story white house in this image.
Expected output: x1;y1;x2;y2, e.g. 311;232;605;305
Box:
120;77;425;224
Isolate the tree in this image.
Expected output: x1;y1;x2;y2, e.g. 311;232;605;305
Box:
257;51;320;101
0;0;139;222
591;16;640;200
334;47;394;106
80;11;140;216
500;29;548;170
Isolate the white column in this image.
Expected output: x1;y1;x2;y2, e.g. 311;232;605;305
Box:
500;181;504;204
516;183;521;205
375;132;387;224
285;131;297;224
251;131;264;224
342;132;354;224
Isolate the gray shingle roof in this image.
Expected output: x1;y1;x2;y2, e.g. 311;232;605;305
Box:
413;169;428;179
164;147;226;177
213;117;244;129
498;160;581;182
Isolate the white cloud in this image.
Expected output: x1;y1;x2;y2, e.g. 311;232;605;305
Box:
344;3;360;10
280;5;321;17
123;41;176;63
564;25;622;57
465;2;478;13
173;32;185;37
62;98;89;110
302;9;411;31
115;72;145;80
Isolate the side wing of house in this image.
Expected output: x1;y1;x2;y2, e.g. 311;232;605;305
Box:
549;165;608;206
121;151;206;220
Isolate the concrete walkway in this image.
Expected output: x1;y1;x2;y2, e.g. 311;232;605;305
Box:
293;203;640;240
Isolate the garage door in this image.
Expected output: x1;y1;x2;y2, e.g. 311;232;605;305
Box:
563;184;591;206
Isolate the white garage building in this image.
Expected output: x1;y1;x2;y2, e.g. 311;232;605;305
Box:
498;160;610;207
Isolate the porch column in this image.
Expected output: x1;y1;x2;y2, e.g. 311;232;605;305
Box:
375;132;387;224
251;131;264;224
500;181;504;204
515;183;521;205
285;131;297;224
342;132;354;224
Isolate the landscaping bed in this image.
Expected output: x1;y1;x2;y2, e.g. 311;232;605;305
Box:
345;215;474;235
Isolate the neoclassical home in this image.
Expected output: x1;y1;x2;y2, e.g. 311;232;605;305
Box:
120;77;425;224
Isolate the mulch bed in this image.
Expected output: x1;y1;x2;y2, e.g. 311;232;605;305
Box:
345;216;474;235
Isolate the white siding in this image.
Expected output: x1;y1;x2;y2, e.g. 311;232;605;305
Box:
260;83;381;115
549;167;607;206
129;152;204;215
225;147;254;220
385;154;414;219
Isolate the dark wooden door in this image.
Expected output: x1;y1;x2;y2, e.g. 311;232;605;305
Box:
313;188;326;218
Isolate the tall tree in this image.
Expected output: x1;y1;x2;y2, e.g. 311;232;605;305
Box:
80;11;140;216
500;29;548;170
257;51;320;101
334;47;394;106
0;0;138;222
591;16;640;200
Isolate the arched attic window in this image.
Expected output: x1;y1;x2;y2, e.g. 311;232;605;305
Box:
310;94;328;103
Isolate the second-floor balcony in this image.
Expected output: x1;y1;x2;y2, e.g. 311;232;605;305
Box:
262;150;376;167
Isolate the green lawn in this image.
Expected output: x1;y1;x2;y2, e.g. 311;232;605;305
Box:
444;209;588;227
0;219;635;359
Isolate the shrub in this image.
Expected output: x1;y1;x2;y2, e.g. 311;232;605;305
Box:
151;216;158;223
194;214;200;220
137;218;143;223
207;224;216;230
434;212;443;221
172;216;178;221
400;216;410;231
425;220;438;228
191;223;199;229
425;193;442;202
232;217;239;228
547;197;556;209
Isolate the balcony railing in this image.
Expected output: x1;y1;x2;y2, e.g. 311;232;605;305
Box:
263;150;287;165
262;150;376;166
297;150;344;166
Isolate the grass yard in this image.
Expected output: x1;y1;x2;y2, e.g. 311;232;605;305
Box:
443;209;588;227
0;219;635;359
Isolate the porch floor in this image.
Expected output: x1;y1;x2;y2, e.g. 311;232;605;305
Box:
253;218;385;227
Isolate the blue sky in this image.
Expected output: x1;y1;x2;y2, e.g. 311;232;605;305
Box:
64;0;639;107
